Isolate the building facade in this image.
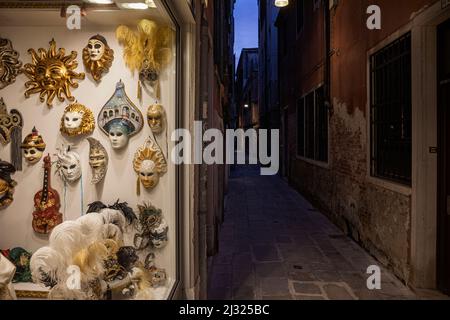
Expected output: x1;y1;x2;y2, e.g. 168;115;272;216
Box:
278;0;450;293
235;48;259;129
258;0;280;131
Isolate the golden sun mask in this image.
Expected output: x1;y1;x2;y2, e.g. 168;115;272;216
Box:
23;39;85;107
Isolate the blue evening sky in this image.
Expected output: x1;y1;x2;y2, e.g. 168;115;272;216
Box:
234;0;259;64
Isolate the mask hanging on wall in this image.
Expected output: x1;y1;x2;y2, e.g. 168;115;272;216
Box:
133;138;167;195
87;138;108;185
147;104;166;135
0;98;23;171
98;81;143;150
0;160;17;210
116;20;173;100
7;247;32;283
21;127;46;165
134;203;168;251
0;38;22;90
55;145;82;184
23;39;85;107
82;34;114;82
60;103;95;137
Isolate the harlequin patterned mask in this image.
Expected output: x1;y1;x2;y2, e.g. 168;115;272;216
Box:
82;34;114;82
21;127;46;165
133;138;167;194
98;81;143;150
55;146;81;184
60;103;95;137
0;38;22;89
23;39;85;107
87;138;108;184
147;104;166;135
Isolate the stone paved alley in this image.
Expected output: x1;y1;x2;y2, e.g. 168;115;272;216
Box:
208;166;444;300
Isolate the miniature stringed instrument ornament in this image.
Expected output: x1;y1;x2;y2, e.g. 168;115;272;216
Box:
32;154;63;235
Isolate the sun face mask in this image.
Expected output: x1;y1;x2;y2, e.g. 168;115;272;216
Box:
60;103;95;137
98;81;143;150
23;39;85;107
21;127;46;165
87;138;108;184
147;104;166;135
56;146;82;184
133;138;167;194
0;38;22;90
82;35;114;82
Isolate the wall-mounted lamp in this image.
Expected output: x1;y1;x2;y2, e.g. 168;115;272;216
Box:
274;0;289;8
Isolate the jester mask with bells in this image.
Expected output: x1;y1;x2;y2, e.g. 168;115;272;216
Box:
116;20;173;100
87;138;108;185
0;38;22;90
21;127;46;165
60;103;95;137
82;35;114;82
133;138;167;194
147;104;166;135
98;81;143;150
23;39;85;107
55;146;82;184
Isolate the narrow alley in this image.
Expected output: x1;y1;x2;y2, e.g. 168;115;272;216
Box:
208;166;418;300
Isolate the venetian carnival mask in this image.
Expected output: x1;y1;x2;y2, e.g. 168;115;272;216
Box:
0;160;17;210
23;39;85;107
147;104;166;135
134;203;168;250
98;81;143;150
0;38;22;89
82;35;114;82
116;20;173;100
56;146;82;183
133;138;167;194
21;127;46;165
0;98;24;171
60;103;95;137
87;138;108;184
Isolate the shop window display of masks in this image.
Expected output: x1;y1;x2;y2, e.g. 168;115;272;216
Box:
0;2;178;301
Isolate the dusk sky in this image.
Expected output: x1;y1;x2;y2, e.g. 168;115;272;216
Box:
234;0;259;64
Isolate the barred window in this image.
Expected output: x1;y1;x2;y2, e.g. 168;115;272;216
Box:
370;33;412;185
297;86;328;163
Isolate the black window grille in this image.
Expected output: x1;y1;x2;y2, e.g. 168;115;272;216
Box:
370;32;412;185
297;86;328;162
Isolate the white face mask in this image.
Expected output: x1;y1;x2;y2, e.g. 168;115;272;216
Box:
23;147;43;164
57;152;82;183
64;111;84;131
87;39;105;62
108;127;129;149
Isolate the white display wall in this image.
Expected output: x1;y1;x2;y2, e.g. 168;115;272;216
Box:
0;10;178;299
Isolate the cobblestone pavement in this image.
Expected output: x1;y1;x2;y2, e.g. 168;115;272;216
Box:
207;166;446;300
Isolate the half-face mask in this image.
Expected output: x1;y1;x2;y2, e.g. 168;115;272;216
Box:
133;138;167;194
56;146;82;184
147;104;165;135
98;81;143;150
0;160;17;210
82;35;114;82
23;39;85;107
87;138;108;184
150;219;168;249
134;203;165;250
0;38;22;90
60;103;95;137
21;127;46;165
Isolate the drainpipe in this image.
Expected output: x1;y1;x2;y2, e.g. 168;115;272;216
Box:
324;0;332;115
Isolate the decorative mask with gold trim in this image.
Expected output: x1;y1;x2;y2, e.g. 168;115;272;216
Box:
23;39;85;107
0;38;22;89
147;104;165;135
82;34;114;82
60;103;95;137
0;160;17;210
133;138;167;194
21;127;46;165
87;138;108;185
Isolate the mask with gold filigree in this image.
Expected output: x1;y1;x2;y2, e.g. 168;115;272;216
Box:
82;34;114;82
0;38;22;90
23;39;85;107
60;103;95;137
